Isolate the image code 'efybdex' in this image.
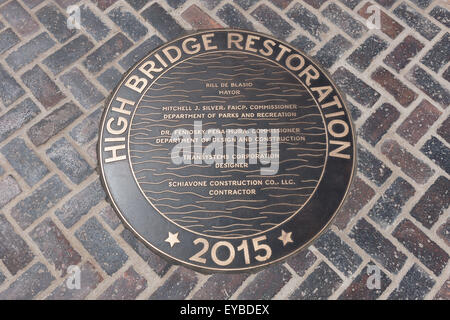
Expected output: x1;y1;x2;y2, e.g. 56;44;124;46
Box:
99;29;356;272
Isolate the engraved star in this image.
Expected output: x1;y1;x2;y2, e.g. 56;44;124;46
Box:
278;230;293;246
165;232;180;248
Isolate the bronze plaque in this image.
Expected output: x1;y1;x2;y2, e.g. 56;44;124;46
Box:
99;29;356;272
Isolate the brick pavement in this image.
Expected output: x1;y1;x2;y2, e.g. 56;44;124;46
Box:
0;0;448;300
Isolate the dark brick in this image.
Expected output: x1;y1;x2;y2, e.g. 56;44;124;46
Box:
384;35;423;72
0;271;4;285
0;28;19;54
381;139;434;184
47;262;103;300
83;33;133;73
141;3;185;40
36;4;76;43
444;66;450;83
430;6;450;28
411;176;449;229
21;65;65;109
149;267;197;300
119;35;163;70
1;137;49;187
437;219;450;247
270;0;293;9
53;0;80;9
99;267;147;300
193;273;249;300
182;4;223;30
290;35;316;53
286;248;317;276
322;3;367;39
167;0;187;8
70;107;102;145
347;35;388;71
315;230;362;276
287;3;329;40
0;0;39;36
97;67;123;91
11;175;70;229
408;0;432;8
98;204;121;230
0;63;25;107
339;0;362;9
0;262;54;299
108;7;148;42
0;214;34;275
0;98;40;143
421;33;450;72
234;0;258;10
76;217;128;275
29;217;81;276
200;0;222;10
217;3;254;30
6;33;55;71
348;101;362;121
368;177;415;227
46;138;93;184
437;116;450;144
55;179;105;228
434;277;450;300
360;103;400;146
314;35;352;69
396;100;442;145
43;35;95;75
357;145;392;186
60;68;104;109
333;67;380;108
27;102;83;146
125;0;147;10
388;264;435;299
421;136;450;174
0;175;21;208
290;262;342;299
394;219;449;276
407;65;450;108
350;218;407;273
302;0;327;9
79;4;110;42
251;4;293;39
121;228;171;277
92;0;118;10
371;67;418;107
334;176;375;230
22;0;44;8
237;264;291;299
339;262;391;300
393;3;440;40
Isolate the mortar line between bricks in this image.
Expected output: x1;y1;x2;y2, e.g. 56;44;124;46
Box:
272;262;303;300
185;272;210;300
228;271;258;300
378;257;416;300
426;262;450;300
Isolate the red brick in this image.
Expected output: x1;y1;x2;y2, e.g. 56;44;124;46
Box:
393;219;449;276
384;35;424;72
334;176;375;230
437;116;450;144
358;2;404;39
92;0;118;10
181;5;223;30
359;103;400;146
381;139;434;184
286;248;317;276
149;267;197;299
371;67;418;107
436;218;449;247
397;100;442;145
302;0;327;9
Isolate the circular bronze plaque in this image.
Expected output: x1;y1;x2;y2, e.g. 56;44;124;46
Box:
99;29;356;272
